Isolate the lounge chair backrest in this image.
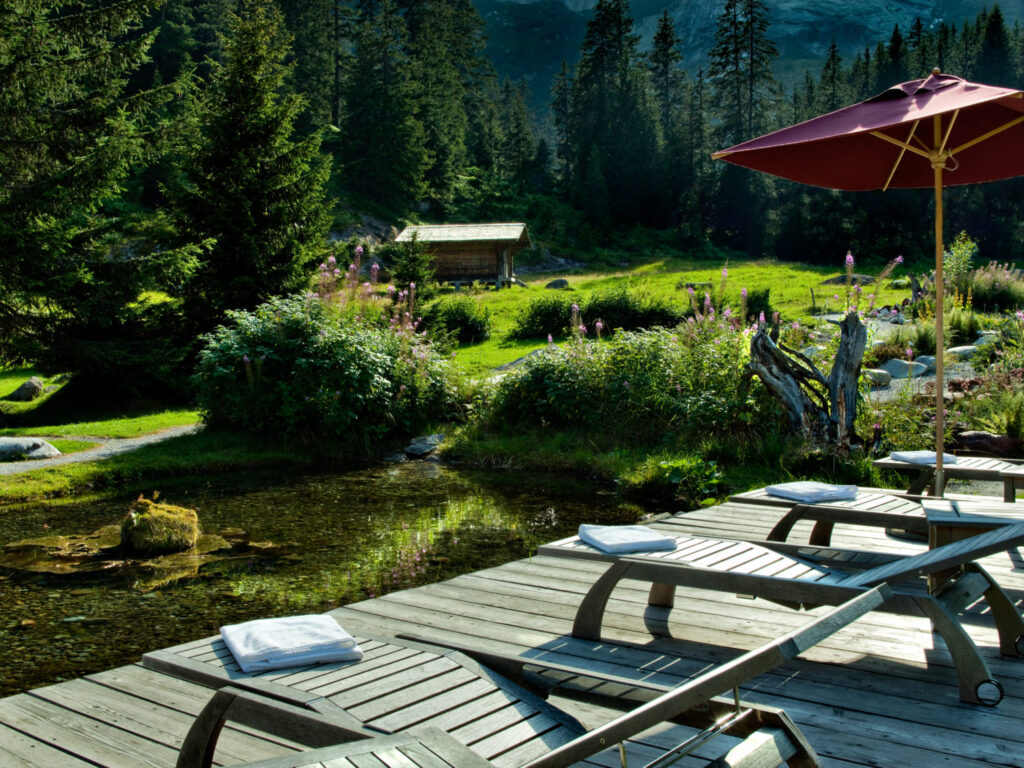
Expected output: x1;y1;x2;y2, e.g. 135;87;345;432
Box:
521;585;892;768
841;520;1024;588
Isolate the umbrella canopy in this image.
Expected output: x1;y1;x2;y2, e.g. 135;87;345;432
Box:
714;70;1024;493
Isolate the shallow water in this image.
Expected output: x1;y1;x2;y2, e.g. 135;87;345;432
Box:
0;462;641;696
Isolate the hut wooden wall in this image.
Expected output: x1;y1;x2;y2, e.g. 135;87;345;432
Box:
430;242;503;281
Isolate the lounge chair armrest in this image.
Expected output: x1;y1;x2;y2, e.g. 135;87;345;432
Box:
177;686;375;768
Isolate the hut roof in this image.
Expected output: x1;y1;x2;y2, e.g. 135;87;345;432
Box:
395;223;530;248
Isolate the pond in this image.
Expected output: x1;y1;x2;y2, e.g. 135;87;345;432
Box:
0;462;642;697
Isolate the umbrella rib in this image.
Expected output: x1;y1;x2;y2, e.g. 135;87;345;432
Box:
879;121;920;191
949;114;1024;156
870;130;932;161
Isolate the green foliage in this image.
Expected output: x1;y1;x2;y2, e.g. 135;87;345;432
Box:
421;296;492;344
193;295;461;449
0;0;197;392
893;321;937;356
489;323;761;444
375;235;438;300
617;455;725;508
506;288;684;340
966;262;1024;312
944;231;977;292
170;0;332;334
975;387;1024;441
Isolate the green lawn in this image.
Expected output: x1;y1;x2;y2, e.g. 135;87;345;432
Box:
0;410;199;439
451;256;909;376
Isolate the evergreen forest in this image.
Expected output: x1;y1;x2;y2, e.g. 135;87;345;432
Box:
4;0;1024;394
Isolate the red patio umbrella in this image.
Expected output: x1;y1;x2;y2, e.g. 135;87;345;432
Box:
714;69;1024;493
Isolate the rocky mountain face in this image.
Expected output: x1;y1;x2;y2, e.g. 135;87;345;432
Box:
479;0;1023;110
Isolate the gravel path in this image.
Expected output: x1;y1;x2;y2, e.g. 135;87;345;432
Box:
0;424;201;476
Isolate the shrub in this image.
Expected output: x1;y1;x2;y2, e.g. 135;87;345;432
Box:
967;261;1024;312
193;294;460;448
506;287;684;340
944;230;977;293
617;455;725;508
374;235;439;301
421;295;492;344
490;321;761;443
506;293;578;339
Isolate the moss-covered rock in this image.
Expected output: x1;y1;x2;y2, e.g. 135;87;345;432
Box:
120;498;200;555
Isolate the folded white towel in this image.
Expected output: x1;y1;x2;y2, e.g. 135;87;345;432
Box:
578;524;677;554
764;481;858;503
890;450;958;465
221;614;363;673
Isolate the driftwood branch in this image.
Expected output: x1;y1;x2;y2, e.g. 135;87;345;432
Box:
748;312;867;450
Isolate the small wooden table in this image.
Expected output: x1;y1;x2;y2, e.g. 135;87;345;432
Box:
873;455;1023;501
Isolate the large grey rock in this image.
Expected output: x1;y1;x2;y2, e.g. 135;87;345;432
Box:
863;368;891;386
6;376;44;402
947;345;977;360
405;433;444;457
0;437;61;460
974;331;999;347
880;359;926;379
915;355;937;373
545;278;569;289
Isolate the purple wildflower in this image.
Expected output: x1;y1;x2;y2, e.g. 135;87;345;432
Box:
722;266;728;279
845;251;855;268
328;255;336;265
759;311;766;323
242;354;250;364
355;245;364;257
741;287;748;299
547;333;553;344
905;347;913;360
895;255;904;265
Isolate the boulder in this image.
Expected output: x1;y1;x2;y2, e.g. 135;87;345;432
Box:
947;345;977;360
915;355;937;373
405;433;444;458
888;313;908;324
6;376;44;402
863;368;891;386
120;498;200;555
545;278;569;289
0;437;61;461
880;359;926;378
974;331;999;347
821;273;875;285
950;431;1023;458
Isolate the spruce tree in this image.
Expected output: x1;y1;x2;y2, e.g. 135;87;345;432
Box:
171;0;332;332
0;0;195;389
500;79;535;180
342;0;428;207
817;40;848;112
550;62;574;188
974;5;1012;85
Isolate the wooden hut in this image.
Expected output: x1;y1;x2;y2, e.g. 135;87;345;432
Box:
394;223;530;287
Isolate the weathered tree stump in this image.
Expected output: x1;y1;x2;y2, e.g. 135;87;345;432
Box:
748;312;867;450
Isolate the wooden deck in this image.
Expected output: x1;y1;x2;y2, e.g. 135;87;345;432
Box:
2;499;1024;767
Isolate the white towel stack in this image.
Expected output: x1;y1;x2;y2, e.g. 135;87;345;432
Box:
764;481;858;503
578;524;677;554
890;450;958;465
221;614;363;673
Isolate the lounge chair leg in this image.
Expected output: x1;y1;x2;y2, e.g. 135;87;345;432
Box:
177;688;236;768
973;564;1024;657
573;561;633;640
807;521;835;547
767;506;808;543
913;596;1001;705
906;468;936;496
649;582;675;608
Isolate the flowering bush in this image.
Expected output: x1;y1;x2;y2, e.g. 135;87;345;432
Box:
193;294;461;448
490;318;765;443
966;261;1024;312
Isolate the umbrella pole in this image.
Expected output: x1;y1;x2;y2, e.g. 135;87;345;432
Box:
933;144;945;497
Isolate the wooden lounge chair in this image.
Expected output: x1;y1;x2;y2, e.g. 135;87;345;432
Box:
173;588;889;768
873;454;1024;501
537;521;1024;705
729;488;1022;546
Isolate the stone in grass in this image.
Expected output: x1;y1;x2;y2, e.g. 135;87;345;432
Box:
121;498;200;555
0;437;61;461
947;345;977;360
5;376;45;402
863;369;892;386
880;359;926;378
915;355;937;373
545;278;569;290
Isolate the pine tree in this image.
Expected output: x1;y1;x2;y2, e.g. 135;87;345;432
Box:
817;39;848;112
342;0;428;207
279;0;335;131
974;5;1012;85
171;0;332;332
550;61;574;187
501;79;535;180
0;0;195;389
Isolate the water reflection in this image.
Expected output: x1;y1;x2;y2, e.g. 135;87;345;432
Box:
0;462;642;695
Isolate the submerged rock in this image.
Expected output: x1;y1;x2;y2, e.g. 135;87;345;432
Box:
121;498;200;555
